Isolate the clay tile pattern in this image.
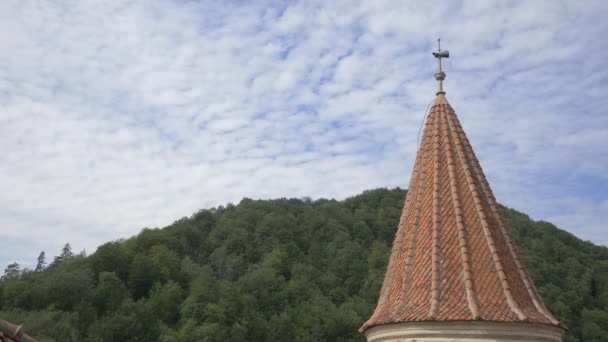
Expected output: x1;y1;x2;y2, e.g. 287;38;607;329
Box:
0;320;37;342
360;95;562;333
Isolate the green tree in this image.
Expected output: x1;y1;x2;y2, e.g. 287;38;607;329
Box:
147;281;183;324
86;300;159;342
128;253;157;299
53;243;74;265
93;272;128;316
35;251;46;272
582;309;608;341
41;263;92;311
89;241;132;282
3;262;20;279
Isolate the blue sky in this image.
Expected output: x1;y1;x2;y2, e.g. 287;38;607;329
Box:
0;0;606;269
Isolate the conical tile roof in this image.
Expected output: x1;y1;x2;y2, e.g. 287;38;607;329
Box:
360;94;562;333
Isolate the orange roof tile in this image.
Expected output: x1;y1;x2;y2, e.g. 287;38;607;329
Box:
360;94;563;333
0;320;37;342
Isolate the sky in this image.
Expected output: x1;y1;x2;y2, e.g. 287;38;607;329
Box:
0;0;607;269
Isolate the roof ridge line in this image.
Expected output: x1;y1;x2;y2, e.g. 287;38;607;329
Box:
446;112;527;321
458;131;561;325
429;107;442;319
441;106;481;320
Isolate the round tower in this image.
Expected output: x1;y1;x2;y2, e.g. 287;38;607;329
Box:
359;41;565;342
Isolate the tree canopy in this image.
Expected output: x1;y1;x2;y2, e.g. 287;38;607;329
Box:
0;188;606;341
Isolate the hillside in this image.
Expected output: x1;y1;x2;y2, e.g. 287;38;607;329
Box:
0;188;606;341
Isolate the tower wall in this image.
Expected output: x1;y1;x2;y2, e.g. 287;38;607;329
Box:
364;321;564;342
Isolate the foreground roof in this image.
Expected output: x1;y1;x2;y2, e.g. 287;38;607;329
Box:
361;95;562;332
0;320;37;342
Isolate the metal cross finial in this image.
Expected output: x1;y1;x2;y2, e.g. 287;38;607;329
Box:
432;38;449;95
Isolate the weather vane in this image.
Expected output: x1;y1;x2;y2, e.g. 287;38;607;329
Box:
432;38;449;95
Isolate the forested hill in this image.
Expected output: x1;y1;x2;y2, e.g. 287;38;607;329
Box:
0;188;607;342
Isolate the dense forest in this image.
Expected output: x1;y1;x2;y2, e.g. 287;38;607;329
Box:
0;188;606;341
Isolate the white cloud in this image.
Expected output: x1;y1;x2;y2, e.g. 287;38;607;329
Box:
0;0;606;268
